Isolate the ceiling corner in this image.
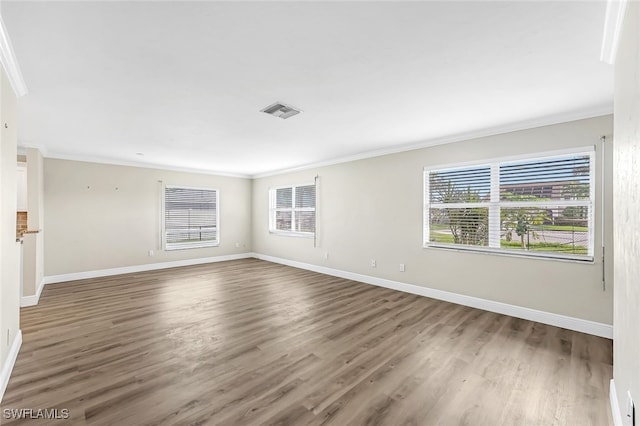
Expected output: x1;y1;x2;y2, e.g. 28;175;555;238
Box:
600;0;629;64
0;14;27;97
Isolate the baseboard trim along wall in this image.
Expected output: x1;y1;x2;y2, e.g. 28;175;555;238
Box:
42;253;254;285
37;252;612;339
20;278;45;307
610;379;624;426
252;253;614;339
0;330;22;403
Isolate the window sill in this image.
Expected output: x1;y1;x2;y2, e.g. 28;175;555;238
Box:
165;242;220;251
269;230;314;239
423;243;594;264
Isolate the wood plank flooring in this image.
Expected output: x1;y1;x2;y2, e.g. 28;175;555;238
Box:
1;259;612;425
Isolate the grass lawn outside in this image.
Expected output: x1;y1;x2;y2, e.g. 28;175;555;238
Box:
429;228;588;255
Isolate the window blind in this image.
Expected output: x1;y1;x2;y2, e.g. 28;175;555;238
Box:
270;184;316;235
425;150;594;260
164;186;219;250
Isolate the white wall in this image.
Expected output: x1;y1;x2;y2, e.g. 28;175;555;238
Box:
253;115;613;324
0;65;20;391
22;148;44;299
44;159;252;276
613;1;640;417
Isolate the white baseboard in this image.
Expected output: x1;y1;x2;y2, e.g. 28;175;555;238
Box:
253;253;613;339
0;330;22;403
43;253;253;285
21;278;45;307
36;252;613;339
610;379;624;426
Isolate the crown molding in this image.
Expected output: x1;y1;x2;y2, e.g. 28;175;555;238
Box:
44;152;253;179
252;105;613;179
30;105;612;180
17;143;48;157
600;0;629;64
0;14;27;97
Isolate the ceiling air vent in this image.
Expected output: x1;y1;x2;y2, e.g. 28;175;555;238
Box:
260;102;301;119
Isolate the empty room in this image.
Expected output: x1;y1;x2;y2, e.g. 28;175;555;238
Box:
0;0;637;425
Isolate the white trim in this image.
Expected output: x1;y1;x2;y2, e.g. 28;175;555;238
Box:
611;379;624;426
163;186;220;250
159;180;165;251
21;278;45;307
0;15;27;97
164;184;219;192
424;149;596;262
600;0;629;64
423;169;430;247
269;230;314;239
423;243;594;263
36;111;611;179
44;153;252;179
0;330;22;403
164;241;221;251
269;184;316;235
430;200;590;209
590;146;597;258
423;146;595;173
252;108;612;179
253;253;613;339
17;143;48;157
43;253;253;285
269;182;316;191
35;253;612;338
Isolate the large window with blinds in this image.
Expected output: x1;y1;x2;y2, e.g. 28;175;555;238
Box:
164;186;219;250
269;184;316;235
424;149;595;261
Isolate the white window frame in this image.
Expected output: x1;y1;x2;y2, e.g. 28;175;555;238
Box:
163;185;220;251
423;147;595;262
269;183;316;237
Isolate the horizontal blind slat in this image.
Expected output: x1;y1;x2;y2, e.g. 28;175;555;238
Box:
165;187;219;249
425;151;594;259
269;184;316;234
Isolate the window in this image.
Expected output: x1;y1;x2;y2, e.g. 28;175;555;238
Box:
164;186;219;250
269;184;316;235
424;149;594;261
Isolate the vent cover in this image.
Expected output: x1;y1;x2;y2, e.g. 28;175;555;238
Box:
260;102;301;119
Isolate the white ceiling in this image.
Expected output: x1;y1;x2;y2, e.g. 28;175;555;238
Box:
2;1;613;177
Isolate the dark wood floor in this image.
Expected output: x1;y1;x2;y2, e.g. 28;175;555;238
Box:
2;259;612;425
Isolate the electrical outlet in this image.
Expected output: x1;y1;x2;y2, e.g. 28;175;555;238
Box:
627;391;635;426
148;250;154;256
399;263;405;272
324;252;329;260
371;259;376;267
235;242;240;248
